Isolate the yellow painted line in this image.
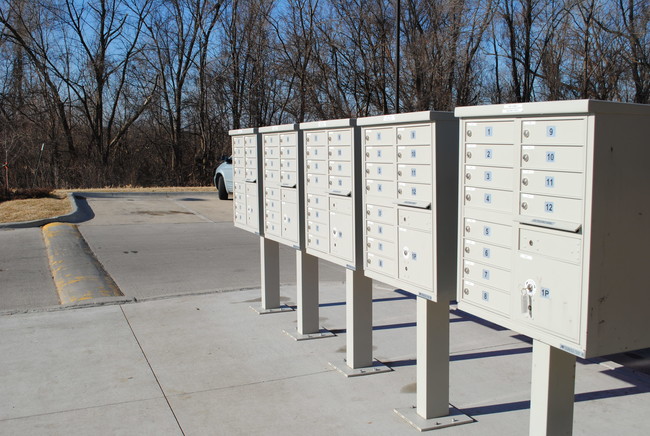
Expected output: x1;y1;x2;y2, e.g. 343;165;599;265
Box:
42;223;123;305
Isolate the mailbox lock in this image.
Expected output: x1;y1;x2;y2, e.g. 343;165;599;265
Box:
466;130;472;137
521;202;528;210
365;135;370;141
522;178;529;186
329;181;333;185
328;136;332;142
329;166;333;171
398;188;403;194
367;226;371;232
465;173;471;180
398;170;403;176
328;151;333;156
464;267;470;274
523;130;530;138
366;185;370;191
397;133;402;140
465;194;472;201
366;209;371;215
366;151;370;157
367;258;372;264
307;177;311;182
367;242;371;248
466;151;472;159
306;136;310;142
463;288;469;295
365;168;370;174
523;154;530;162
464;246;470;253
465;225;471;233
397;152;403;158
306;150;310;156
529;239;534;246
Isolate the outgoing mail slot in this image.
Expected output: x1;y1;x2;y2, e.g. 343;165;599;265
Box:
365;146;394;163
366;180;397;201
265;186;280;200
463;260;511;291
307;234;329;252
306;174;328;192
330;196;352;214
520;194;583;224
329;161;352;177
280;159;296;171
366;252;397;277
305;146;326;160
366;204;395;224
280;146;297;159
329;146;351;161
365;163;395;180
306;159;327;174
329;176;352;194
464;187;514;213
398;208;432;232
396;125;431;145
463;239;511;267
398;227;433;289
279;133;297;146
514;254;582;341
245;183;257;195
521;146;585;172
520;170;584;198
245;146;257;158
465;166;513;191
522;119;586;145
461;280;509;316
307;207;328;224
307;220;329;237
366;220;396;242
397;145;432;165
465;121;514;144
519;228;582;264
328;129;352;146
464;144;515;167
364;127;395;146
397;164;431;184
463;218;512;247
305;132;327;146
306;193;327;210
367;237;396;257
281;188;297;203
280;171;297;187
265;170;280;185
397;182;432;205
330;212;354;261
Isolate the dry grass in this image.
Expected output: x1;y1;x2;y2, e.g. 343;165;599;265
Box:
0;186;215;223
0;191;71;223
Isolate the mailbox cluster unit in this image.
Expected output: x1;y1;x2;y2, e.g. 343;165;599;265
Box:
455;100;650;358
231;128;261;234
259;124;303;249
300;120;362;269
357;112;458;300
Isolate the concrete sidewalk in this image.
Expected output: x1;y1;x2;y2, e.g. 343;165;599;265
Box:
1;282;649;435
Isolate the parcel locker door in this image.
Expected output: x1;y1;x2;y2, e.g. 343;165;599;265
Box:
398;227;433;289
330;212;354;262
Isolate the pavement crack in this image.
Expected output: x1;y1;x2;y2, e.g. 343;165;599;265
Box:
120;306;186;436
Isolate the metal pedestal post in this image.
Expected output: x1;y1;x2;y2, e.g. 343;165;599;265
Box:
296;250;319;335
529;340;576;436
394;298;472;430
251;237;291;314
346;268;373;369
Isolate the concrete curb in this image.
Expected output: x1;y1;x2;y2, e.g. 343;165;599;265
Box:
42;222;123;305
0;193;95;229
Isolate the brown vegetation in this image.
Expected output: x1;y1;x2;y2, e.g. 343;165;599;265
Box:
0;0;648;190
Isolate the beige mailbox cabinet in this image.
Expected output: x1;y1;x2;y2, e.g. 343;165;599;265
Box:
456;100;650;358
299;119;361;269
230;128;261;234
259;124;303;249
357;112;458;301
